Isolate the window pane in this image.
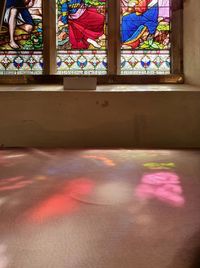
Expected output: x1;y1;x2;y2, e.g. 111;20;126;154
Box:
121;0;171;75
56;0;107;75
0;0;43;75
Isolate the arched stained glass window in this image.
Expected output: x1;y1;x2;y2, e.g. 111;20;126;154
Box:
56;0;107;75
0;0;43;75
121;0;171;75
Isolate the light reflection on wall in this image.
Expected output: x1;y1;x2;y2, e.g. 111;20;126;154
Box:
135;172;185;207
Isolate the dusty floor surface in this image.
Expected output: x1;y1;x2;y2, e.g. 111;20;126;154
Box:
0;149;200;268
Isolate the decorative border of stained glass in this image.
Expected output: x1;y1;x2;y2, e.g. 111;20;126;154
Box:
121;50;170;75
0;51;43;75
57;50;107;75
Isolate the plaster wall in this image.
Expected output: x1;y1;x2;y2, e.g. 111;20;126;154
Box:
0;86;200;148
184;0;200;86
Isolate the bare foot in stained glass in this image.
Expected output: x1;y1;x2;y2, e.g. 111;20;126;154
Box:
87;38;101;48
9;41;19;49
99;34;105;41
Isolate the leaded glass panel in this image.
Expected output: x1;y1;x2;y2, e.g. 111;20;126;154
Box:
57;0;107;75
121;0;171;74
0;0;43;74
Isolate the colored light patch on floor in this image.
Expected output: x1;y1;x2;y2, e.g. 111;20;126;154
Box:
24;178;95;223
82;155;116;166
0;149;199;268
143;162;175;169
135;172;185;207
0;176;32;192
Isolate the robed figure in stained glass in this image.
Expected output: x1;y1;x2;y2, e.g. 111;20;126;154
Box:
4;0;35;48
1;0;42;50
58;0;105;49
121;0;159;48
0;0;43;74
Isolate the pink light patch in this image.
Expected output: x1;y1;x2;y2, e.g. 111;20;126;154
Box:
141;172;179;185
135;172;185;207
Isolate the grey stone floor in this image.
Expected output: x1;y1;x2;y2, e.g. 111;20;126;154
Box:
0;149;200;268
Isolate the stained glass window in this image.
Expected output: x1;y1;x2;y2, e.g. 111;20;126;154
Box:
56;0;107;75
121;0;171;75
0;0;43;74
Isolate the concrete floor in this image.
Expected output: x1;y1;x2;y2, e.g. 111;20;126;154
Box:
0;149;200;268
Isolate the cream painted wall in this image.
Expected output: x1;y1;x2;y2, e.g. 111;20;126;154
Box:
184;0;200;86
0;87;200;148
